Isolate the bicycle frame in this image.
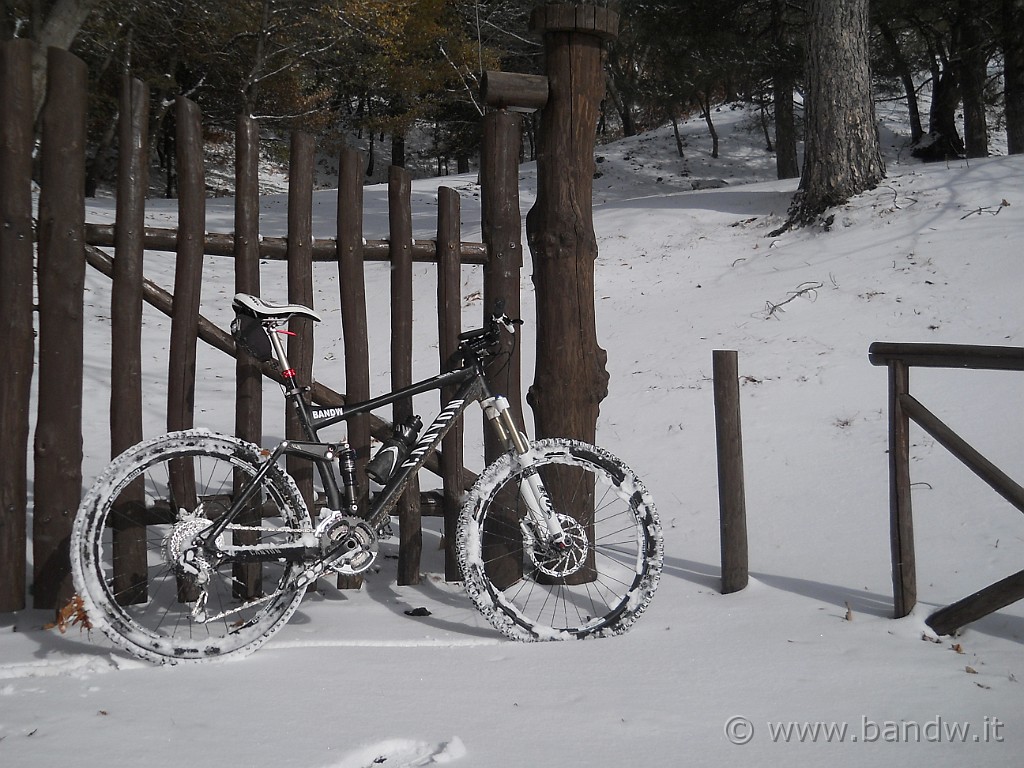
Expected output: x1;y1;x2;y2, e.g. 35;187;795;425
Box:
201;322;546;573
307;366;487;533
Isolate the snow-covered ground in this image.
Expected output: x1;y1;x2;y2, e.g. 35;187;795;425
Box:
2;103;1022;767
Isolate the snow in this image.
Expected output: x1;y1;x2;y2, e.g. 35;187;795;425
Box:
3;104;1022;766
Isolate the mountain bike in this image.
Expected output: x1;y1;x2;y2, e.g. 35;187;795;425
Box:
70;293;663;664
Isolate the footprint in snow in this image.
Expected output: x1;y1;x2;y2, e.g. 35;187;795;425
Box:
326;736;466;768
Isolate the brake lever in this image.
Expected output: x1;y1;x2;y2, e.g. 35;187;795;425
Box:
494;314;524;334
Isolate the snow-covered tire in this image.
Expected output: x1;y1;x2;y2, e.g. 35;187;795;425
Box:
457;439;663;641
71;430;312;664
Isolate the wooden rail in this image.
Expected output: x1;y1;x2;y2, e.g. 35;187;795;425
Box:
868;341;1024;633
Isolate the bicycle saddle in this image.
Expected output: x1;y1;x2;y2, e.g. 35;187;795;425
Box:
232;293;322;323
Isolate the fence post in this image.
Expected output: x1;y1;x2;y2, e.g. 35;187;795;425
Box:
167;96;205;434
233;114;264;599
0;39;35;612
713;350;748;594
336;147;371;590
285;131;316;514
389;165;422;585
108;76;151;605
888;359;916;617
234;114;263;444
111;76;149;457
33;48;88;610
480;109;525;460
437;186;464;580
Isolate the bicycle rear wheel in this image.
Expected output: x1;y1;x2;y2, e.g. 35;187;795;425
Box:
71;430;312;664
457;439;663;641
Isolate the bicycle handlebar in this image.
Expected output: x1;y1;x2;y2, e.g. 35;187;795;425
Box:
458;303;523;359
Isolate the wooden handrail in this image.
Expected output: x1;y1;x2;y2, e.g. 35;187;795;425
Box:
869;341;1024;371
84;222;489;264
872;339;1024;633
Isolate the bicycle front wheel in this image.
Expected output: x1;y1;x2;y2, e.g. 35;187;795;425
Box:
457;439;663;641
71;430;312;664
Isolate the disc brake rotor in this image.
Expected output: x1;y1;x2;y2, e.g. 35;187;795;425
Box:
523;513;590;578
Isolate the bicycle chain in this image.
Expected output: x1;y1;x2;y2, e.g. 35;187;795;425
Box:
184;523;312;625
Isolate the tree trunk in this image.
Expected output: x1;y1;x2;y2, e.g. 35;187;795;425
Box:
792;0;884;224
698;92;719;159
671;114;685;158
957;1;989;158
771;0;800;179
29;0;96;119
1002;0;1024;153
876;19;924;145
391;132;406;168
927;54;964;157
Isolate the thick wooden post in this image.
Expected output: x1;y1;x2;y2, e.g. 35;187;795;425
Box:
523;6;617;586
714;350;748;593
525;5;617;445
889;360;916;617
0;40;36;612
389;166;422;585
109;76;151;605
33;48;87;610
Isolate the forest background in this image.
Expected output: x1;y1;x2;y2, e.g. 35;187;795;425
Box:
4;0;1024;196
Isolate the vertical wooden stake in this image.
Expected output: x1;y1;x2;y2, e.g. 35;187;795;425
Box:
714;350;748;594
336;147;370;591
233;113;263;600
390;166;421;586
109;76;150;605
33;48;87;610
437;186;464;581
889;360;916;617
0;39;35;612
285;131;316;515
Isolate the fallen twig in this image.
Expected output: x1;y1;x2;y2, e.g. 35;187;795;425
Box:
762;281;824;319
960;199;1010;219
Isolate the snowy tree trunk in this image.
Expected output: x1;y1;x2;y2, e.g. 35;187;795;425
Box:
793;0;884;223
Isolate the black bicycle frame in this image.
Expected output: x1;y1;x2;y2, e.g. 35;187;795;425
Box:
313;367;488;533
203;360;491;560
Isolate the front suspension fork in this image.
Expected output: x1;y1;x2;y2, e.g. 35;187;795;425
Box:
481;396;566;546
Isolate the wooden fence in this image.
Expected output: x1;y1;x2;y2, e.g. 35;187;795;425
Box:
0;41;526;613
869;341;1024;633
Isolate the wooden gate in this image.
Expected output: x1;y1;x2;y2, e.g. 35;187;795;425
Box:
0;40;526;613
